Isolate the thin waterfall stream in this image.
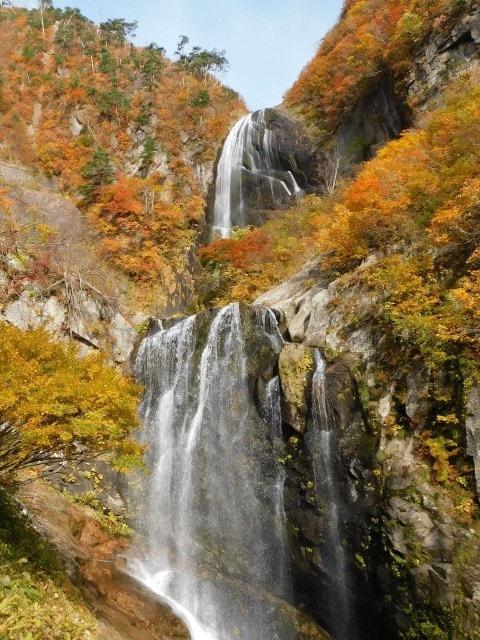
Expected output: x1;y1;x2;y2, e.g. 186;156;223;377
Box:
211;110;303;238
308;350;354;640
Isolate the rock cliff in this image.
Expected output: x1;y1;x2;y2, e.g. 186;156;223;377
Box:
256;255;480;638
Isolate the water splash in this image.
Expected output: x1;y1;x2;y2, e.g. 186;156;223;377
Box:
211;110;303;238
130;304;294;640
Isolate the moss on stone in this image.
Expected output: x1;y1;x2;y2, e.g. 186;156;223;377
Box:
279;344;315;432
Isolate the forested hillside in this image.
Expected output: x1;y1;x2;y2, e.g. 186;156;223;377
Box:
285;0;477;135
0;3;244;309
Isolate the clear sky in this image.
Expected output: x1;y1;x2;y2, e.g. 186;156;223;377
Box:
18;0;343;110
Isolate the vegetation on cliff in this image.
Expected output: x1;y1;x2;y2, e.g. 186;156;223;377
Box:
285;0;477;135
201;71;480;377
1;0;480;637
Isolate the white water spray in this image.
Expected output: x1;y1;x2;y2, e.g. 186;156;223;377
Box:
308;350;354;640
211;110;303;238
130;304;296;640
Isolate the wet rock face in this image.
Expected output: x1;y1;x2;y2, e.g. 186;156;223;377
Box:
281;355;387;640
466;386;480;497
208;108;317;233
407;8;480;110
335;79;410;174
278;343;315;433
257;258;480;637
237;109;317;227
256;109;317;190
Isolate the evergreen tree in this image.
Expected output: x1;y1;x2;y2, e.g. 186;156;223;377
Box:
80;148;114;201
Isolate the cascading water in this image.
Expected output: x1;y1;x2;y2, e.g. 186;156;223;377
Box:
308;350;354;640
130;303;301;640
211;110;303;238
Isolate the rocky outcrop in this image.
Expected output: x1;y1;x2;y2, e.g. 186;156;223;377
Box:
0;275;143;367
300;8;480;180
280;349;387;638
236;109;317;225
466;386;480;499
279;343;314;433
0;160;149;367
335;79;410;174
407;8;480;111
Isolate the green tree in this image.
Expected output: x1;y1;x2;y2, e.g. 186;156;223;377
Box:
99;47;117;76
141;43;165;89
91;86;130;119
176;41;229;81
139;136;157;176
80;148;114;201
100;18;138;46
190;89;211;108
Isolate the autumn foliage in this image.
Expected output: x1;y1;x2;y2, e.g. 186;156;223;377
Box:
198;199;322;306
0;322;142;481
0;5;245;306
285;0;476;133
200;73;480;381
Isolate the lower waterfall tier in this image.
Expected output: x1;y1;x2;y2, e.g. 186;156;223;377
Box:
131;303;329;640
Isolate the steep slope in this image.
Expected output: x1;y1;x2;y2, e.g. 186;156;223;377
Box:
3;1;480;639
0;4;245;312
285;0;480;167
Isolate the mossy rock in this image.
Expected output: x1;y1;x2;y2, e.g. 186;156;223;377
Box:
279;343;315;432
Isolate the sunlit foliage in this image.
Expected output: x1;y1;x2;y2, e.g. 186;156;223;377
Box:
285;0;476;133
0;322;142;482
201;75;480;384
0;4;245;303
198;197;324;306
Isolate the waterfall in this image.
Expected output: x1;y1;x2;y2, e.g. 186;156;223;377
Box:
308;350;354;640
130;303;298;640
211;110;303;239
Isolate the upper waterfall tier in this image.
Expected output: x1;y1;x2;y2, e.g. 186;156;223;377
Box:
210;109;316;238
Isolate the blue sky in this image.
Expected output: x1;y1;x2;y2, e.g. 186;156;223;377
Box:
19;0;343;110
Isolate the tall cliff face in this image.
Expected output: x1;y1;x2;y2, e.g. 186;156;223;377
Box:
285;3;480;177
256;255;480;639
4;2;480;640
131;302;330;640
407;9;480;110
